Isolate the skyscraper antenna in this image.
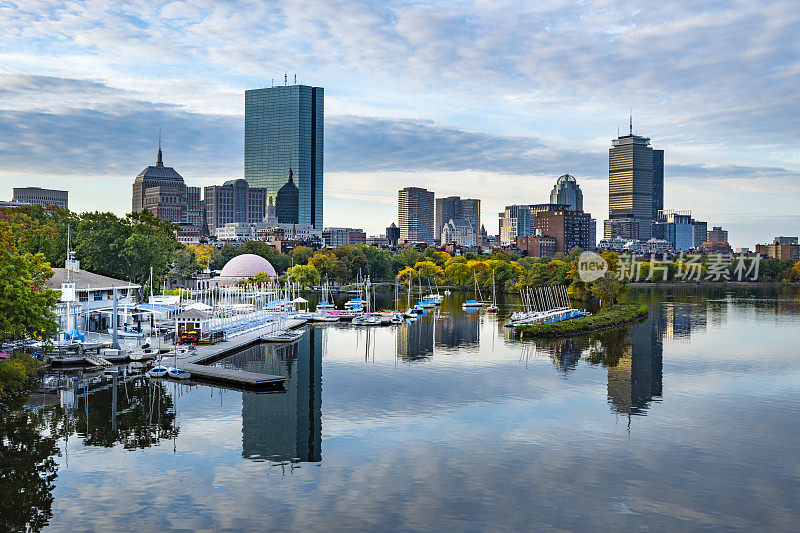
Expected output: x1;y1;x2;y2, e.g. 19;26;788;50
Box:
158;129;162;150
629;110;633;135
284;72;287;86
294;73;297;84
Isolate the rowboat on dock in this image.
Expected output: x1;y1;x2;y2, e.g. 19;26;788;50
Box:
262;329;305;343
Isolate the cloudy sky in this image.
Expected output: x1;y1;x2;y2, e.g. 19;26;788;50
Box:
1;0;799;247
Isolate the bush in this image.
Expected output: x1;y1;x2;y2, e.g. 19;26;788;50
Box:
0;353;42;398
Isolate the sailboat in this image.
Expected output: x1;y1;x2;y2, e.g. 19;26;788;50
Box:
316;279;335;310
487;270;499;313
462;270;485;308
167;320;191;380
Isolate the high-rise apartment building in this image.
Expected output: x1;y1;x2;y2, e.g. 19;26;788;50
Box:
707;226;728;243
204;179;268;236
608;122;661;240
244;84;323;229
692;220;707;248
398;187;435;243
435;196;480;244
533;208;591;254
651;210;694;251
132;148;188;223
12;187;69;209
549;174;583;212
498;203;569;246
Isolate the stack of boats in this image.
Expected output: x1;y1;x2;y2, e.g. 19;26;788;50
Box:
505;285;589;327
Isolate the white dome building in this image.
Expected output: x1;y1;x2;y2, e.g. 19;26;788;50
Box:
215;254;277;286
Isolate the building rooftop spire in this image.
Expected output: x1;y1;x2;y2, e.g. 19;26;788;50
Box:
156;129;164;167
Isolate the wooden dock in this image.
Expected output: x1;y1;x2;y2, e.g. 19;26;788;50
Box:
172;318;308;389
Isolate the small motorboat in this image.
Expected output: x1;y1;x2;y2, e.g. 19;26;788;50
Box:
148;365;169;378
167;368;191;380
461;299;484;308
486;305;498;313
443;290;452;296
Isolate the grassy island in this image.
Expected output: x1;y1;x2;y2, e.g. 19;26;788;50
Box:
514;304;649;339
0;353;42;400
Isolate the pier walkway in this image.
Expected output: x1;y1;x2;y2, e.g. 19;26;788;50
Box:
166;318;307;389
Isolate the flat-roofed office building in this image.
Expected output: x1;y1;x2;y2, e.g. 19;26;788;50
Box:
245;84;323;229
13;187;68;209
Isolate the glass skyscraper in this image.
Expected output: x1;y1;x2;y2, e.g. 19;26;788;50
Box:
244;84;323;229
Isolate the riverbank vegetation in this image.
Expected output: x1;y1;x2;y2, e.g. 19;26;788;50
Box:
3;205;799;301
514;304;650;339
0;353;42;399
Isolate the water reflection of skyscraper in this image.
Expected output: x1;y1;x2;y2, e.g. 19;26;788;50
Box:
397;317;435;360
663;302;706;342
240;328;322;463
435;313;479;349
606;311;663;416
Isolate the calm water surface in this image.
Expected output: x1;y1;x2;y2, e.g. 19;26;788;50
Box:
3;286;800;531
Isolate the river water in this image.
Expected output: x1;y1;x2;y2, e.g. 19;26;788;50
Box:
2;286;799;531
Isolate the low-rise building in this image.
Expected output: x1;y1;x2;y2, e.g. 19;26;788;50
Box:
12;187;69;209
516;234;557;257
755;242;799;261
441;218;476;247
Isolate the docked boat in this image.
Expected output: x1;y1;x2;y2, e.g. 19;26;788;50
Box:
311;313;340;323
462;299;484;308
487;271;499;313
167;368;191;380
353;314;382;326
148;365;169;378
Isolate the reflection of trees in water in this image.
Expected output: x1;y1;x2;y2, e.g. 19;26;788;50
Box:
585;327;633;369
536;338;585;374
0;395;59;532
73;378;178;449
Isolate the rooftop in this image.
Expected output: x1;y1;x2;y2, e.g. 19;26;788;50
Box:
48;268;140;291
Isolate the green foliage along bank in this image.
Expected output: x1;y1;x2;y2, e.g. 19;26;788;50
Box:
514;304;650;339
0;353;42;399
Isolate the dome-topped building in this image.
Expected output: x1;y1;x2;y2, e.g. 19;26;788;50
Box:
131;145;188;223
549;174;583;212
215;254;277;286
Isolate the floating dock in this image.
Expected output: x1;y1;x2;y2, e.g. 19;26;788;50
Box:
174;318;308;389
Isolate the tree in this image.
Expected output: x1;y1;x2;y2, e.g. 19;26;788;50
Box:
172;245;200;281
309;250;345;283
589;272;628;310
0;250;59;340
360;245;393;280
291;246;314;266
444;258;471;287
413;260;445;283
244;272;272;286
287;264;321;288
392;248;421;272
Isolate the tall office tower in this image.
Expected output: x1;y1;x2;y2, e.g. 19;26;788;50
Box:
132;147;188;223
652;149;664;219
244;84;323;229
608;121;660;240
435;196;481;244
398;187;435;243
460;198;481;245
12;187;69;209
435;197;461;245
549;174;583;211
186;186;202;226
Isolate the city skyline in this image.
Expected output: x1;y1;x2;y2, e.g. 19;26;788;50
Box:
1;2;799;247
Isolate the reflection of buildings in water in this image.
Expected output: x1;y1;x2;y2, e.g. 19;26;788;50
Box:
607;314;663;416
544;339;582;374
705;300;728;330
241;328;322;462
663;302;705;342
397;317;434;360
434;313;479;349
